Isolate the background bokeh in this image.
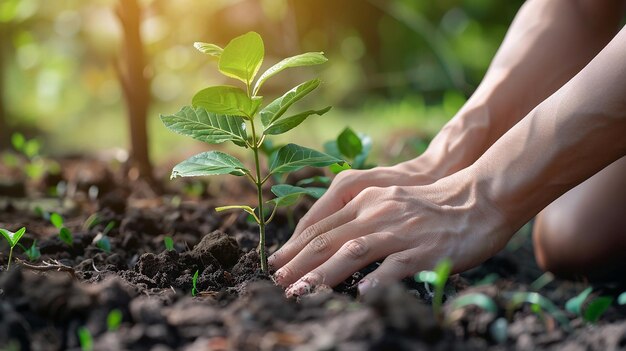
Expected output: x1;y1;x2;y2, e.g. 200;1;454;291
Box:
0;0;524;167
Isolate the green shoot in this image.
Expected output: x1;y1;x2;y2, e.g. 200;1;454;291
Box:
164;236;175;251
95;236;111;253
107;309;123;331
17;240;41;262
565;287;613;323
161;32;342;273
324;127;373;173
191;270;199;297
50;213;73;247
619;292;626;305
415;258;452;322
0;227;26;270
506;292;571;331
77;326;93;351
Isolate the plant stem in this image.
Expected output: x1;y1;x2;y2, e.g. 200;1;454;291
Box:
250;120;268;273
7;246;12;270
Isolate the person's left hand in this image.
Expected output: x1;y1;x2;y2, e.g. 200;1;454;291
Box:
270;172;511;297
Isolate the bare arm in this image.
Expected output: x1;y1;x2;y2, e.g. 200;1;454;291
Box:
409;0;626;178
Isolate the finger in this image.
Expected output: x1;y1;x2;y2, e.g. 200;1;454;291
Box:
283;232;406;297
357;247;440;296
275;220;367;287
268;204;356;270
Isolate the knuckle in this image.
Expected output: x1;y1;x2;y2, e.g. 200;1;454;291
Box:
387;252;413;266
342;238;369;260
298;223;322;246
309;234;331;254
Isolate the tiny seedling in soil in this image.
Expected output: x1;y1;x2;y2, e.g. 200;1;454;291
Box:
506;291;571;331
164;236;175;251
324;127;373;173
107;309;123;331
77;326;93;351
50;212;73;247
566;287;614;323
0;227;26;270
161;31;343;273
415;258;452;322
18;240;41;262
191;270;199;297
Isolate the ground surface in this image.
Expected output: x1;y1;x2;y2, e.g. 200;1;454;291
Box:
1;158;625;351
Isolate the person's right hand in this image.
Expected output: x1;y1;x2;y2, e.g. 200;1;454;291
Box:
268;163;435;269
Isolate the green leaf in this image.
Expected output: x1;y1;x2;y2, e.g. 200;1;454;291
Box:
0;227;25;247
296;176;331;187
191;270;199;297
164;236;174;251
434;258;452;288
269;143;342;175
583;296;613;323
260;79;320;127
194;42;223;58
218;31;264;85
161;106;248;145
107;309;123;332
450;293;498;314
329;162;352;174
268;184;327;207
171;151;249;178
507;292;571;331
11;132;25;151
619;292;626;305
565;287;593;316
78;327;93;351
59;227;73;247
96;236;111;253
253;52;327;95
264;106;331;135
50;212;64;229
192;86;261;118
337;127;363;159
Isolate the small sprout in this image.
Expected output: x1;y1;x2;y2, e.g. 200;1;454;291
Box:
59;227;73;247
164;236;175;251
50;212;64;229
618;292;626;305
95;235;111;253
583;296;613;323
565;287;593;316
0;227;26;270
324;127;373;172
506;292;571;331
82;213;101;231
50;213;73;247
18;240;41;262
415;258;452;322
102;221;116;236
77;326;93;351
107;309;123;331
191;270;199;297
565;287;613;323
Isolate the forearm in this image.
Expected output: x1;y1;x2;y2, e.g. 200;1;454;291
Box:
469;25;626;234
403;0;624;178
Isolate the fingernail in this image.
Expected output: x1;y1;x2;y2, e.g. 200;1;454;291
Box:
273;268;285;284
357;278;378;297
285;279;312;298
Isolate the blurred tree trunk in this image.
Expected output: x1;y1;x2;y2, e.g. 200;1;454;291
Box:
115;0;154;184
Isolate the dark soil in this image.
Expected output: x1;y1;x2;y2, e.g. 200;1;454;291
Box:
1;158;626;351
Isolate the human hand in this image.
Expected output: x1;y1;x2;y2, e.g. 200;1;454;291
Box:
269;170;510;297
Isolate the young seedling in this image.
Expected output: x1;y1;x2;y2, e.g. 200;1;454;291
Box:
191;270;199;297
0;227;26;270
50;212;73;247
565;287;614;323
324;127;373;173
107;309;123;331
164;236;175;252
414;258;452;322
18;240;41;262
161;32;342;273
506;291;571;331
77;326;93;351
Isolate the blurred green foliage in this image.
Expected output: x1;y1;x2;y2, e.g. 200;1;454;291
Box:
0;0;523;163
